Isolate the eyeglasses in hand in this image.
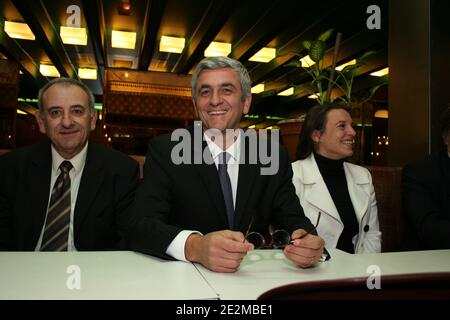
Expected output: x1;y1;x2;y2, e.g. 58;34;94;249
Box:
244;212;322;249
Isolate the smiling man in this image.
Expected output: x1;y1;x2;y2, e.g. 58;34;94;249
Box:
130;57;324;272
0;78;139;251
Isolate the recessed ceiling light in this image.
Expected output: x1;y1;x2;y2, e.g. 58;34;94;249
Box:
39;64;60;77
249;47;276;63
160;36;185;53
277;87;294;96
370;67;389;77
118;0;131;15
112;30;136;49
251;83;265;94
4;21;35;40
299;55;315;68
60;26;87;45
78;68;97;80
335;59;356;71
204;41;231;57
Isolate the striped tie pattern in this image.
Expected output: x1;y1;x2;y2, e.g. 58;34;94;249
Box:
218;152;234;229
41;160;73;251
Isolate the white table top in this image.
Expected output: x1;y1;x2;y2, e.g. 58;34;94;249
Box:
2;249;449;300
194;249;450;300
0;251;218;300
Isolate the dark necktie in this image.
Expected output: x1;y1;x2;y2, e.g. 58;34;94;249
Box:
218;152;234;229
41;160;73;251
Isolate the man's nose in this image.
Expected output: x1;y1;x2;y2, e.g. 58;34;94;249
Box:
61;112;73;127
210;90;223;106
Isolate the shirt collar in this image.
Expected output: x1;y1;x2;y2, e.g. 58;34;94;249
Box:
51;142;88;174
204;130;241;164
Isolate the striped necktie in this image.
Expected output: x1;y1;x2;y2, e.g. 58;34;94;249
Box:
218;152;234;229
41;160;73;251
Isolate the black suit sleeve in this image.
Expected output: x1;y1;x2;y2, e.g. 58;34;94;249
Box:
402;159;450;249
129;137;183;259
269;146;314;234
112;158;140;250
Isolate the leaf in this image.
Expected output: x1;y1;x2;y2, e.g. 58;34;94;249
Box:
309;40;327;62
357;50;376;63
361;80;388;104
284;60;302;68
302;40;311;50
340;63;362;74
318;28;335;42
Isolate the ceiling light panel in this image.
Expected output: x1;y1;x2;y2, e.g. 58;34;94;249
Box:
40;64;60;77
60;26;87;45
251;83;265;94
335;59;356;71
160;36;185;53
300;55;315;68
78;68;97;80
204;41;231;57
370;67;389;77
4;21;35;40
112;30;136;49
277;87;294;96
249;47;276;63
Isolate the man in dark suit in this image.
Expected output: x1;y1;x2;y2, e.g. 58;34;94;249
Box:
402;107;450;249
130;57;324;272
0;78;139;251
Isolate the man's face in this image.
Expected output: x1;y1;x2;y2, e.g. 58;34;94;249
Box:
193;68;251;132
35;84;97;159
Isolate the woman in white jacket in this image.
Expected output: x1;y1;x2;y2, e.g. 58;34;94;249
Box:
292;103;381;253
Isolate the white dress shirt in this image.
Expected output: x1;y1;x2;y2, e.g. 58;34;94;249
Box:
166;131;241;261
35;143;88;251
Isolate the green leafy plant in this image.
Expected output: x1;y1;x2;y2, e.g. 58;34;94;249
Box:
286;29;388;107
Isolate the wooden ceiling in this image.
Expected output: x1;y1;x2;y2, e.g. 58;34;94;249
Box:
0;0;388;126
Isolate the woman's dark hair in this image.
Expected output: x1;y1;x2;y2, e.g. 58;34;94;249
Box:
296;103;351;160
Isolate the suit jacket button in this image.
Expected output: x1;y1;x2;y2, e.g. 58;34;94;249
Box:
364;225;369;232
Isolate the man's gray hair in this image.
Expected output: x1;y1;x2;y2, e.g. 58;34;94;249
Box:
191;56;252;102
38;77;96;117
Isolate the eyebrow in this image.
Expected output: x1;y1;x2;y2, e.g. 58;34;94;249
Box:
335;120;352;125
198;82;236;90
46;104;86;111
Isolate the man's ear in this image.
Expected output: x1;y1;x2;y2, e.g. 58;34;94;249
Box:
242;95;252;115
34;111;46;134
311;129;321;143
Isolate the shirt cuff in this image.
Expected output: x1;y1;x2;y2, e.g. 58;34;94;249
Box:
166;230;202;262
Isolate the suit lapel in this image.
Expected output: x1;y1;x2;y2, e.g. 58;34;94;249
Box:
74;143;105;234
234;137;258;230
302;155;341;222
344;163;370;223
29;143;52;245
192;139;229;228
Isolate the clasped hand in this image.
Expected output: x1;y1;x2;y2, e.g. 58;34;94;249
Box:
185;229;324;273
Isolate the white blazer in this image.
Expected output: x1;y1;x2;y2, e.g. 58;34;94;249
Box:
291;154;381;253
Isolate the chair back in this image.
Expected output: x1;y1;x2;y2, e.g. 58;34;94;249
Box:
365;166;404;252
258;272;450;300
